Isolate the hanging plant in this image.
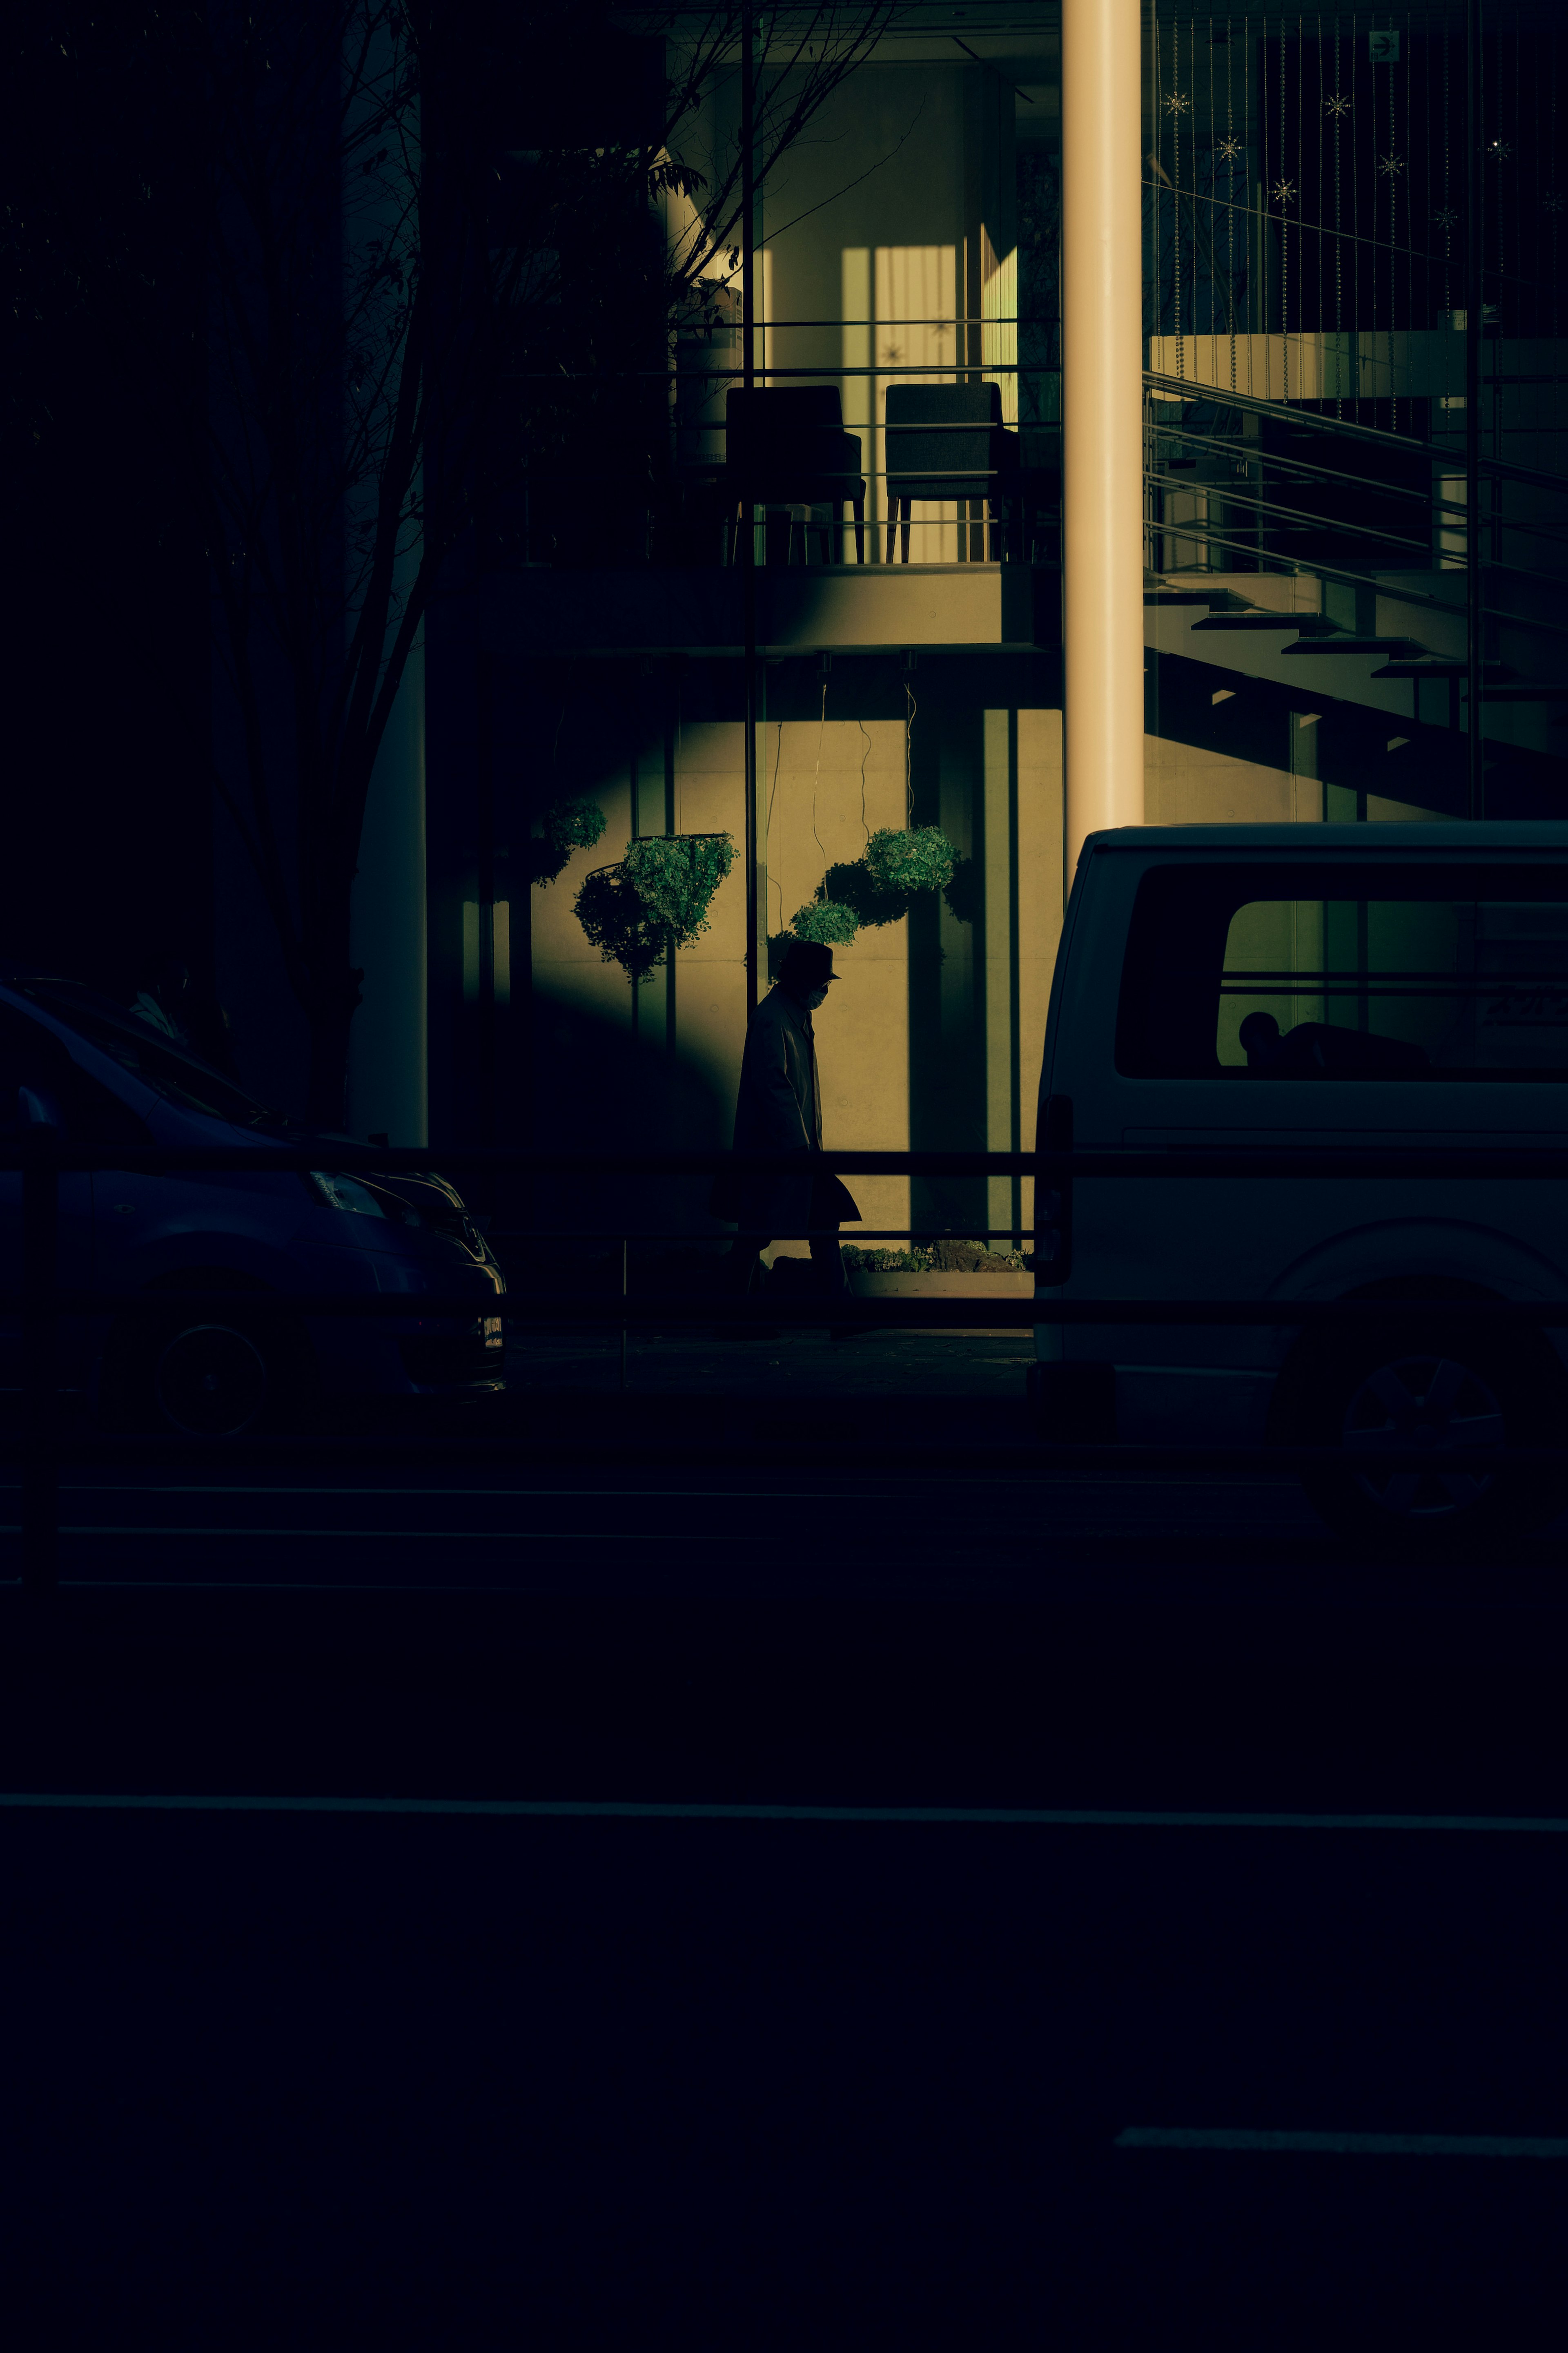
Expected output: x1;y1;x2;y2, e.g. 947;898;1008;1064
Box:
792;828;960;943
817;858;911;930
621;833;735;941
791;899;860;947
573;868;667;986
864;825;956;897
528;795;607;887
574;833;736;984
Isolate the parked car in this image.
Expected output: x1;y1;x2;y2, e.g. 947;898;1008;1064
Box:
1033;823;1568;1547
0;971;504;1436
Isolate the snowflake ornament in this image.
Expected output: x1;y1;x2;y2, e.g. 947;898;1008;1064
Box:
1545;192;1568;216
1323;94;1352;119
1487;138;1513;161
1163;91;1191;116
1432;205;1459;228
1269;178;1296;206
1378;152;1405;178
1215;136;1243;163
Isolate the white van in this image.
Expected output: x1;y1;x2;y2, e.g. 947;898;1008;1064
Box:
1033;823;1568;1546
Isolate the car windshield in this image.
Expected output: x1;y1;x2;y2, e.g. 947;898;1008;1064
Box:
15;981;287;1129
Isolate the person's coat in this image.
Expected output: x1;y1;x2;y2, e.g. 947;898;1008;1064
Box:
709;984;860;1235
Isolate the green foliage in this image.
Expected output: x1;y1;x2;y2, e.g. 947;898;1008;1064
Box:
575;832;736;982
817;858;911;930
841;1245;937;1272
791;899;860;946
622;834;735;941
550;797;607;854
573;869;667;986
864;825;957;896
796;830;960;941
529;795;607;887
842;1242;1030;1272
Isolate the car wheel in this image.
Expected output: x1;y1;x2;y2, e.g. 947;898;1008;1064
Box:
1294;1325;1566;1552
106;1307;305;1440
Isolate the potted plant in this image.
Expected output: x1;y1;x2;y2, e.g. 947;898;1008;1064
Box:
784;825;960;953
841;1239;1034;1332
575;832;735;983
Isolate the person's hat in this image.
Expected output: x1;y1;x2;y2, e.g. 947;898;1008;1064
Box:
779;938;838;989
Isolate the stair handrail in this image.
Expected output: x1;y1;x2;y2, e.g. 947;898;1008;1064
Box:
1145;370;1568;498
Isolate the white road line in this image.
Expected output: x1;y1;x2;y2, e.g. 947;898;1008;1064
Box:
0;1479;1287;1499
1;1794;1568;1833
5;1527;690;1542
1117;2127;1568;2159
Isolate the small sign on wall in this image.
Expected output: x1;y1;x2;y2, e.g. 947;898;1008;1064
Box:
1370;30;1401;64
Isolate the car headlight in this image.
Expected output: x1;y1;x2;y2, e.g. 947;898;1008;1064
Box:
306;1171;388;1218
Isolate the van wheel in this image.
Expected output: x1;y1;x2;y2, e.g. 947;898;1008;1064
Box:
1293;1327;1566;1552
109;1310;304;1440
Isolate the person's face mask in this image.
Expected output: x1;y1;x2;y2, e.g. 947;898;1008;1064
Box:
805;984;831;1011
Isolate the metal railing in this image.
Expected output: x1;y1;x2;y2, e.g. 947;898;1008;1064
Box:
11;1135;1568;1588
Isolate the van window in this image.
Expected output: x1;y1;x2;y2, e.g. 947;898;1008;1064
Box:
1116;863;1568;1081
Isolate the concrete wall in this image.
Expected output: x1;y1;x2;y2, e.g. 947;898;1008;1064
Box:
524;679;1065;1257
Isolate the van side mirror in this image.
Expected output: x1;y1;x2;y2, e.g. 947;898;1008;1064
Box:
18;1086;64;1131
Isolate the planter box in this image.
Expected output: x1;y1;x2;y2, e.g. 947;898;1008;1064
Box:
848;1267;1033;1337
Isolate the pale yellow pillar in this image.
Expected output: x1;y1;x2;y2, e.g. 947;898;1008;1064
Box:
1061;0;1145;871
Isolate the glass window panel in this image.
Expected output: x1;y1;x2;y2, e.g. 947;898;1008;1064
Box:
1117;864;1568;1080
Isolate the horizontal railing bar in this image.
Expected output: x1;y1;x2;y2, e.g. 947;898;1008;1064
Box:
681;317;1048;328
1151;421;1435;506
1220;968;1568;980
534;364;1034;379
1216;984;1568;997
1159;424;1568;551
11;1293;1568;1328
1151;528;1568;638
443;1232;1038;1246
0;1147;1043;1175
1146;370;1568;497
1148;467;1432;556
15;1146;1568;1179
6;1434;1568;1474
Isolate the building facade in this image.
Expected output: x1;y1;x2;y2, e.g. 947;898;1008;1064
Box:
355;2;1568;1262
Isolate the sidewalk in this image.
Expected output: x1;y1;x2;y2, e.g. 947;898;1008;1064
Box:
497;1325;1037;1454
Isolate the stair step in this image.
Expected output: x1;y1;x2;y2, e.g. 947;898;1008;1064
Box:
1192;612;1338;633
1144;589;1254;608
1479;681;1568;701
1372;659;1494;680
1281;636;1424;658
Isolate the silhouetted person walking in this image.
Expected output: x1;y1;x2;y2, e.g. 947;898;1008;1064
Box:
710;939;860;1330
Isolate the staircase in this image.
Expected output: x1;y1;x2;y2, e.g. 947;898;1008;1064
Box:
1143;374;1568;822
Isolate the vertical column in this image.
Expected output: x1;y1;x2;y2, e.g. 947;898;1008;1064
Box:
842;250;873;554
1061;0;1144;871
1464;0;1483;821
983;709;1015;1247
740;0;764;1013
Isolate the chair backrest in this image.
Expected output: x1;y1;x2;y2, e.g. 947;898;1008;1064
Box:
726;385;845;435
884;384;1002;430
882;382;1006;485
